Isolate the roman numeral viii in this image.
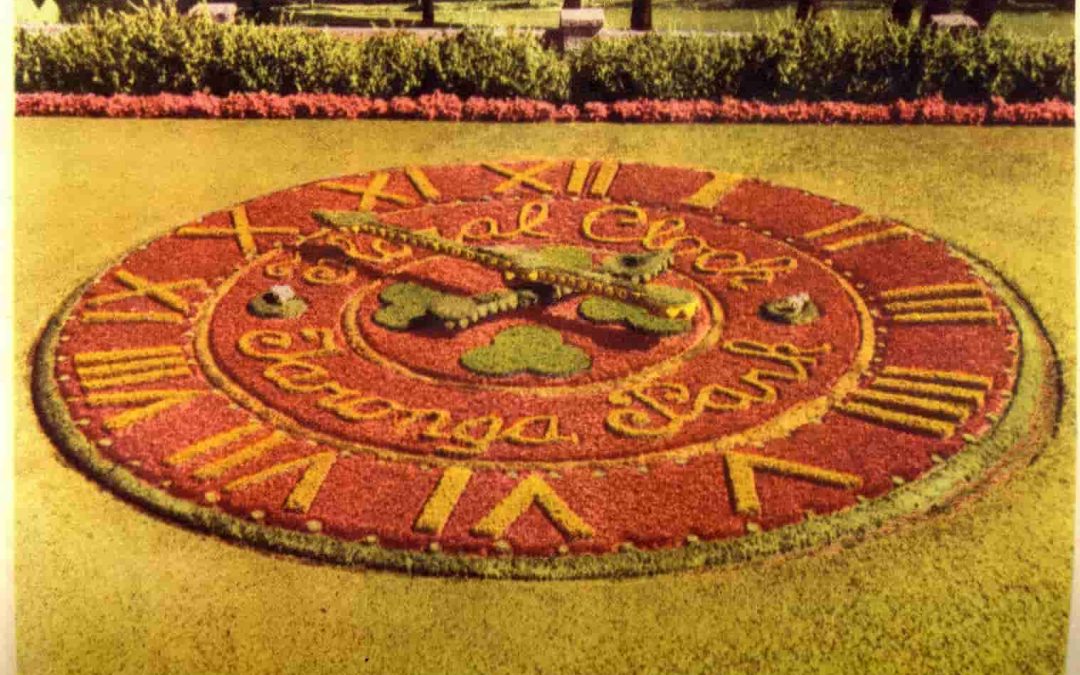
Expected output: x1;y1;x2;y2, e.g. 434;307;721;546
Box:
834;367;993;438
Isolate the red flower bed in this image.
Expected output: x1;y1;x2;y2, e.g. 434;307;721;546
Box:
16;92;1074;125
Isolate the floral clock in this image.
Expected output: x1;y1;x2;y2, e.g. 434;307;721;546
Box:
34;160;1059;578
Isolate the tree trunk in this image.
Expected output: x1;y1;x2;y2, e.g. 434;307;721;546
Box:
890;0;915;25
794;0;820;21
963;0;997;27
421;0;434;26
630;0;651;30
919;0;950;28
562;0;582;9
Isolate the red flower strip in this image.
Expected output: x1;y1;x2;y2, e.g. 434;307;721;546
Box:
15;92;1074;126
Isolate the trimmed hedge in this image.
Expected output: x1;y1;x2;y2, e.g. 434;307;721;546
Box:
14;6;1074;102
569;23;1074;102
15;9;568;99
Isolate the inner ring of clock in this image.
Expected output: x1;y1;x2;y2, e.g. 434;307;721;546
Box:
201;199;874;466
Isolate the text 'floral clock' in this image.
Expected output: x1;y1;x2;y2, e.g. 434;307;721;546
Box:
34;160;1060;578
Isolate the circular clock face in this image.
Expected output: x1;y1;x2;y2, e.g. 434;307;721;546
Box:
34;160;1058;578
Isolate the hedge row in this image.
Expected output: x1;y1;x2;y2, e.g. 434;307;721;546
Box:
15;7;1075;102
571;24;1074;102
16;10;567;100
17;91;1074;124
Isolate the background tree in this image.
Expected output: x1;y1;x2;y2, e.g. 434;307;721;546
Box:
795;0;820;21
630;0;651;30
890;0;916;25
421;0;434;26
963;0;998;27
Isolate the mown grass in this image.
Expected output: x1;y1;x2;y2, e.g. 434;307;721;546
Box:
14;120;1073;674
275;1;1074;36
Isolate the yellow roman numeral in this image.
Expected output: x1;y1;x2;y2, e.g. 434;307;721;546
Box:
879;283;997;324
192;431;290;480
85;389;203;431
319;172;414;211
723;451;861;516
163;421;266;469
834;367;993;438
802;213;913;252
224;451;338;513
163;422;335;513
566;160;620;197
482;161;556;194
403;166;442;201
413;466;473;535
81;311;187;324
680;171;745;208
81;269;208;324
176;205;299;259
74;345;191;390
471;474;593;540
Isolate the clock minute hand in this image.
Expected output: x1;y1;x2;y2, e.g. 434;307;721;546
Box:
311;209;699;320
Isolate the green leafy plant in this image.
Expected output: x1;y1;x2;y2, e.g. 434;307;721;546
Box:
579;297;691;335
460;325;591;377
14;6;1074;102
568;19;1072;102
429;27;569;100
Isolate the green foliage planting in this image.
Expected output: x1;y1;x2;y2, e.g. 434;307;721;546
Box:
14;6;1074;102
15;7;438;97
375;283;446;330
579;296;692;334
568;21;1074;102
429;28;571;99
374;282;535;331
460;325;592;377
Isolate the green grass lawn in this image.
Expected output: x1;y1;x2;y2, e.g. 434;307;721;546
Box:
14;119;1073;674
275;1;1074;35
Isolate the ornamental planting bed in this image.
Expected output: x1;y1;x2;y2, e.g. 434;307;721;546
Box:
16;92;1076;125
33;160;1061;579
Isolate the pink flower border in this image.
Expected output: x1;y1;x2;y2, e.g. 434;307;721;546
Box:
15;91;1074;125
